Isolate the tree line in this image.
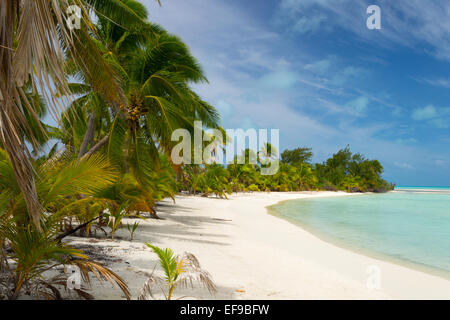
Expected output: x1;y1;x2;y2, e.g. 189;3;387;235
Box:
178;146;395;197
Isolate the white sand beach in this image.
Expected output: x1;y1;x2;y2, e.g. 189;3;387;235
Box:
66;192;450;300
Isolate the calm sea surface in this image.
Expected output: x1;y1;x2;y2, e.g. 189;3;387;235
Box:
269;187;450;278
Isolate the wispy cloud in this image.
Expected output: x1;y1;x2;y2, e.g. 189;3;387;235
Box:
422;78;450;89
345;96;370;114
329;66;368;86
394;161;415;170
411;105;450;128
291;14;328;34
304;59;332;75
259;70;300;89
275;0;450;61
395;138;418;145
411;105;438;120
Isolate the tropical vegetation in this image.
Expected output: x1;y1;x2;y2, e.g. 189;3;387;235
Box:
0;0;393;300
179;145;394;196
0;0;219;299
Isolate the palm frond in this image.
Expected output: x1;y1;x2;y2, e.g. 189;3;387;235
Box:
71;259;131;300
107;116;128;167
145;244;178;284
42;154;118;204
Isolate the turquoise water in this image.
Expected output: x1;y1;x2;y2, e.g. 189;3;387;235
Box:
395;186;450;191
270;189;450;278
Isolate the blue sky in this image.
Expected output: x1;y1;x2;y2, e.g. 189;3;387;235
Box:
142;0;450;186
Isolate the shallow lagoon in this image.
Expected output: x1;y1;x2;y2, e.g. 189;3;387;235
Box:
270;188;450;278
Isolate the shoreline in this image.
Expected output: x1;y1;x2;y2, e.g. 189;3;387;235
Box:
67;191;450;300
267;194;450;282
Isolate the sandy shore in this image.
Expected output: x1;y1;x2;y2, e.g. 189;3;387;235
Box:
66;191;450;300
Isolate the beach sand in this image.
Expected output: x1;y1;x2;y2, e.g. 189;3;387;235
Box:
66;191;450;300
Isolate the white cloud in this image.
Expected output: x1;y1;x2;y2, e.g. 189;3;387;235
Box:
394;161;415;170
412;105;437;120
422;78;450;89
411;105;450;128
259;70;300;89
428;119;449;129
292;14;327;34
317;96;370;117
345;96;370;114
276;0;450;61
304;59;332;75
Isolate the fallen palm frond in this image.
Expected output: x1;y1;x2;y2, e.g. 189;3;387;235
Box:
33;276;93;300
71;259;131;300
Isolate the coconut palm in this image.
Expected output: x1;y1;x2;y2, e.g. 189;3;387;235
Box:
56;12;222;219
57;2;221;175
103;29;221;172
65;1;220;161
203;164;230;198
297;163;318;190
0;0;155;227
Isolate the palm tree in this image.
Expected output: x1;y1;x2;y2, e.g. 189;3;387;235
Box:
203;164;230;197
104;28;221;169
297;163;317;190
56;11;222;217
0;1;147;227
59;2;221;167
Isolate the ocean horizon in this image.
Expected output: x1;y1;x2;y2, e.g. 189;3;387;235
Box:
396;186;450;190
269;189;450;279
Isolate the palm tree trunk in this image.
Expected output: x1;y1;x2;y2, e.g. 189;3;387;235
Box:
78;113;96;159
56;212;105;242
81;134;110;159
0;109;41;228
